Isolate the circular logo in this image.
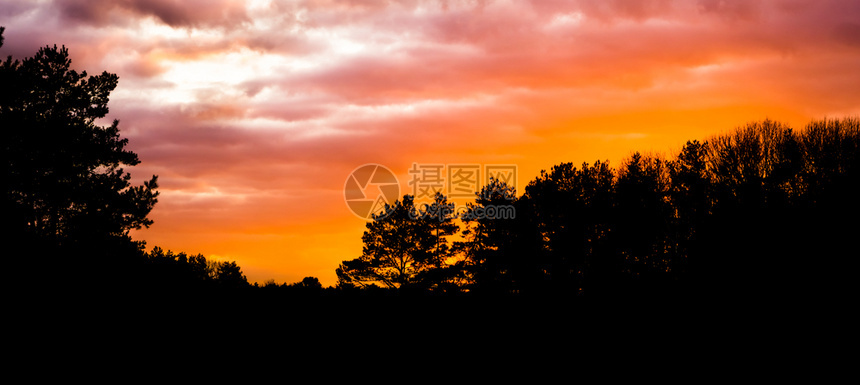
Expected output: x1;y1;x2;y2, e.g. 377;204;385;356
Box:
344;164;400;220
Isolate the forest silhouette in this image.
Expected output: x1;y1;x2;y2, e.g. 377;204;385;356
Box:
3;28;858;307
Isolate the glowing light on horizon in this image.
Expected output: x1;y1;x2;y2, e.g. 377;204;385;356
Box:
5;0;857;286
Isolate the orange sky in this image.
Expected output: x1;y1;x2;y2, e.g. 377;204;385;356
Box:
3;0;859;286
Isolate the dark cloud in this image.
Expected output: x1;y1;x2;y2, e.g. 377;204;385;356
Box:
54;0;250;28
833;22;860;48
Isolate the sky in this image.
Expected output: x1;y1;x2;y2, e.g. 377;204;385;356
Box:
2;0;859;286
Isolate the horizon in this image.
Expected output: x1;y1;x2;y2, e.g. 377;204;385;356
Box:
3;0;859;286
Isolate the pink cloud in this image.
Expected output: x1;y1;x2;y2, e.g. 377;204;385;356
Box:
3;0;860;284
55;0;250;28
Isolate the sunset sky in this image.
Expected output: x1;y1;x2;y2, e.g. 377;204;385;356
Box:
3;0;859;286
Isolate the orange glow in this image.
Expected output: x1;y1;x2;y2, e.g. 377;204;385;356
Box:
5;1;858;286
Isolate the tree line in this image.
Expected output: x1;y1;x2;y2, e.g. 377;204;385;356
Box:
1;28;258;297
4;27;857;301
337;117;859;298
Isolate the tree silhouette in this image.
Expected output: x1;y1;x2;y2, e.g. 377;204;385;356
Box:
142;246;249;294
457;178;525;294
612;152;675;289
667;118;860;297
518;161;615;295
336;193;459;291
667;140;711;283
1;30;158;286
294;276;323;289
212;261;249;290
330;118;859;299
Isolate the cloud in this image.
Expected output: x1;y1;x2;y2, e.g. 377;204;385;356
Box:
3;0;860;284
55;0;250;28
